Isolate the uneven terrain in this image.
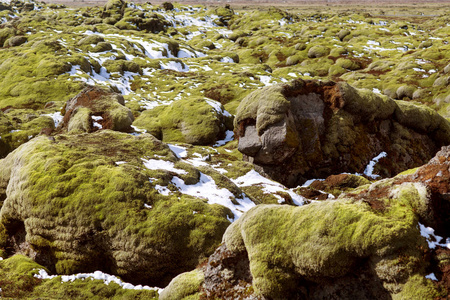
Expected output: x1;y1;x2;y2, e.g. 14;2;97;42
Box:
0;0;449;298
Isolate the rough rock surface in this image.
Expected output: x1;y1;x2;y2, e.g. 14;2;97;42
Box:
0;130;231;287
196;146;450;299
235;79;450;187
58;86;134;133
133;98;233;145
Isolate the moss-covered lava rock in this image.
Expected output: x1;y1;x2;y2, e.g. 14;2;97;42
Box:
0;130;231;287
234;79;450;187
133;97;233;145
58;86;134;134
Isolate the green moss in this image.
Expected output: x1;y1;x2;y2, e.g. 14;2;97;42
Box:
133;98;232;145
339;82;397;121
159;269;204;300
234;85;288;135
0;254;48;298
68;107;91;133
0;131;231;286
223;181;429;298
307;45;330;58
393;274;444;300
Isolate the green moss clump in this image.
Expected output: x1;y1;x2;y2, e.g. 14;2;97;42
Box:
234;85;288;135
0;131;231;286
133;98;232;145
307;45;330;58
159;269;204;300
0;255;48;298
223;180;432;298
339;82;397;121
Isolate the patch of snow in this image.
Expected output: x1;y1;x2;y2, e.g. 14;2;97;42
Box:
43;112;64;127
259;75;273;86
413;68;426;72
419;223;450;249
302;178;323;187
34;269;162;292
288;72;297;77
155;185;171;196
141;158;188;175
144;204;152;209
205;99;232;117
168;144;188;159
161;61;189;72
367;40;380;45
233;170;305;206
220;56;235;63
214;130;234;147
426;273;438;281
372;88;381;94
364;152;387;179
172;172;255;219
115;161;127;165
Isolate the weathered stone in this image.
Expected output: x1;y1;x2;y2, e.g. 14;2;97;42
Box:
234;79;450;187
58;86;134;133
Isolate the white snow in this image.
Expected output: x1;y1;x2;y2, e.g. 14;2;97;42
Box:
161;61;189;72
214;130;234;147
419;223;450;249
92;115;103;129
34;269;162;292
205;99;232;117
367;40;380;45
425;273;438;281
220;56;235;63
141;158;188;175
155;185;171;196
171;172;255;219
259;75;273;86
115;161;127;165
364;152;387;179
233;170;305;206
372;88;381;94
168;144;188;159
43;112;64;127
413;68;426;72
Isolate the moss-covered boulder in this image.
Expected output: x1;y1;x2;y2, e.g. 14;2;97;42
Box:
234;79;450;187
133;98;233;145
0;254;159;299
307;45;330;58
202;145;450;298
58;86;134;133
159;269;204;300
0;130;231;287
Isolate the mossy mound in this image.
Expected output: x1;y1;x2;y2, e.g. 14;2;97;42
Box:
0;130;230;287
58;86;134;134
159;269;204;300
215;179;441;299
235;79;450;187
133;98;233;145
0;254;158;299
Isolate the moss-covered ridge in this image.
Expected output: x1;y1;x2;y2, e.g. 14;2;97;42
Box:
0;130;231;287
0;254;159;299
234;79;450;186
133;97;233;145
220;182;438;299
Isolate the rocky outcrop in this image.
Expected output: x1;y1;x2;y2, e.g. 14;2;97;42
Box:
0;130;231;287
133;98;234;145
58;86;134;133
234;79;450;187
195;146;450;299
